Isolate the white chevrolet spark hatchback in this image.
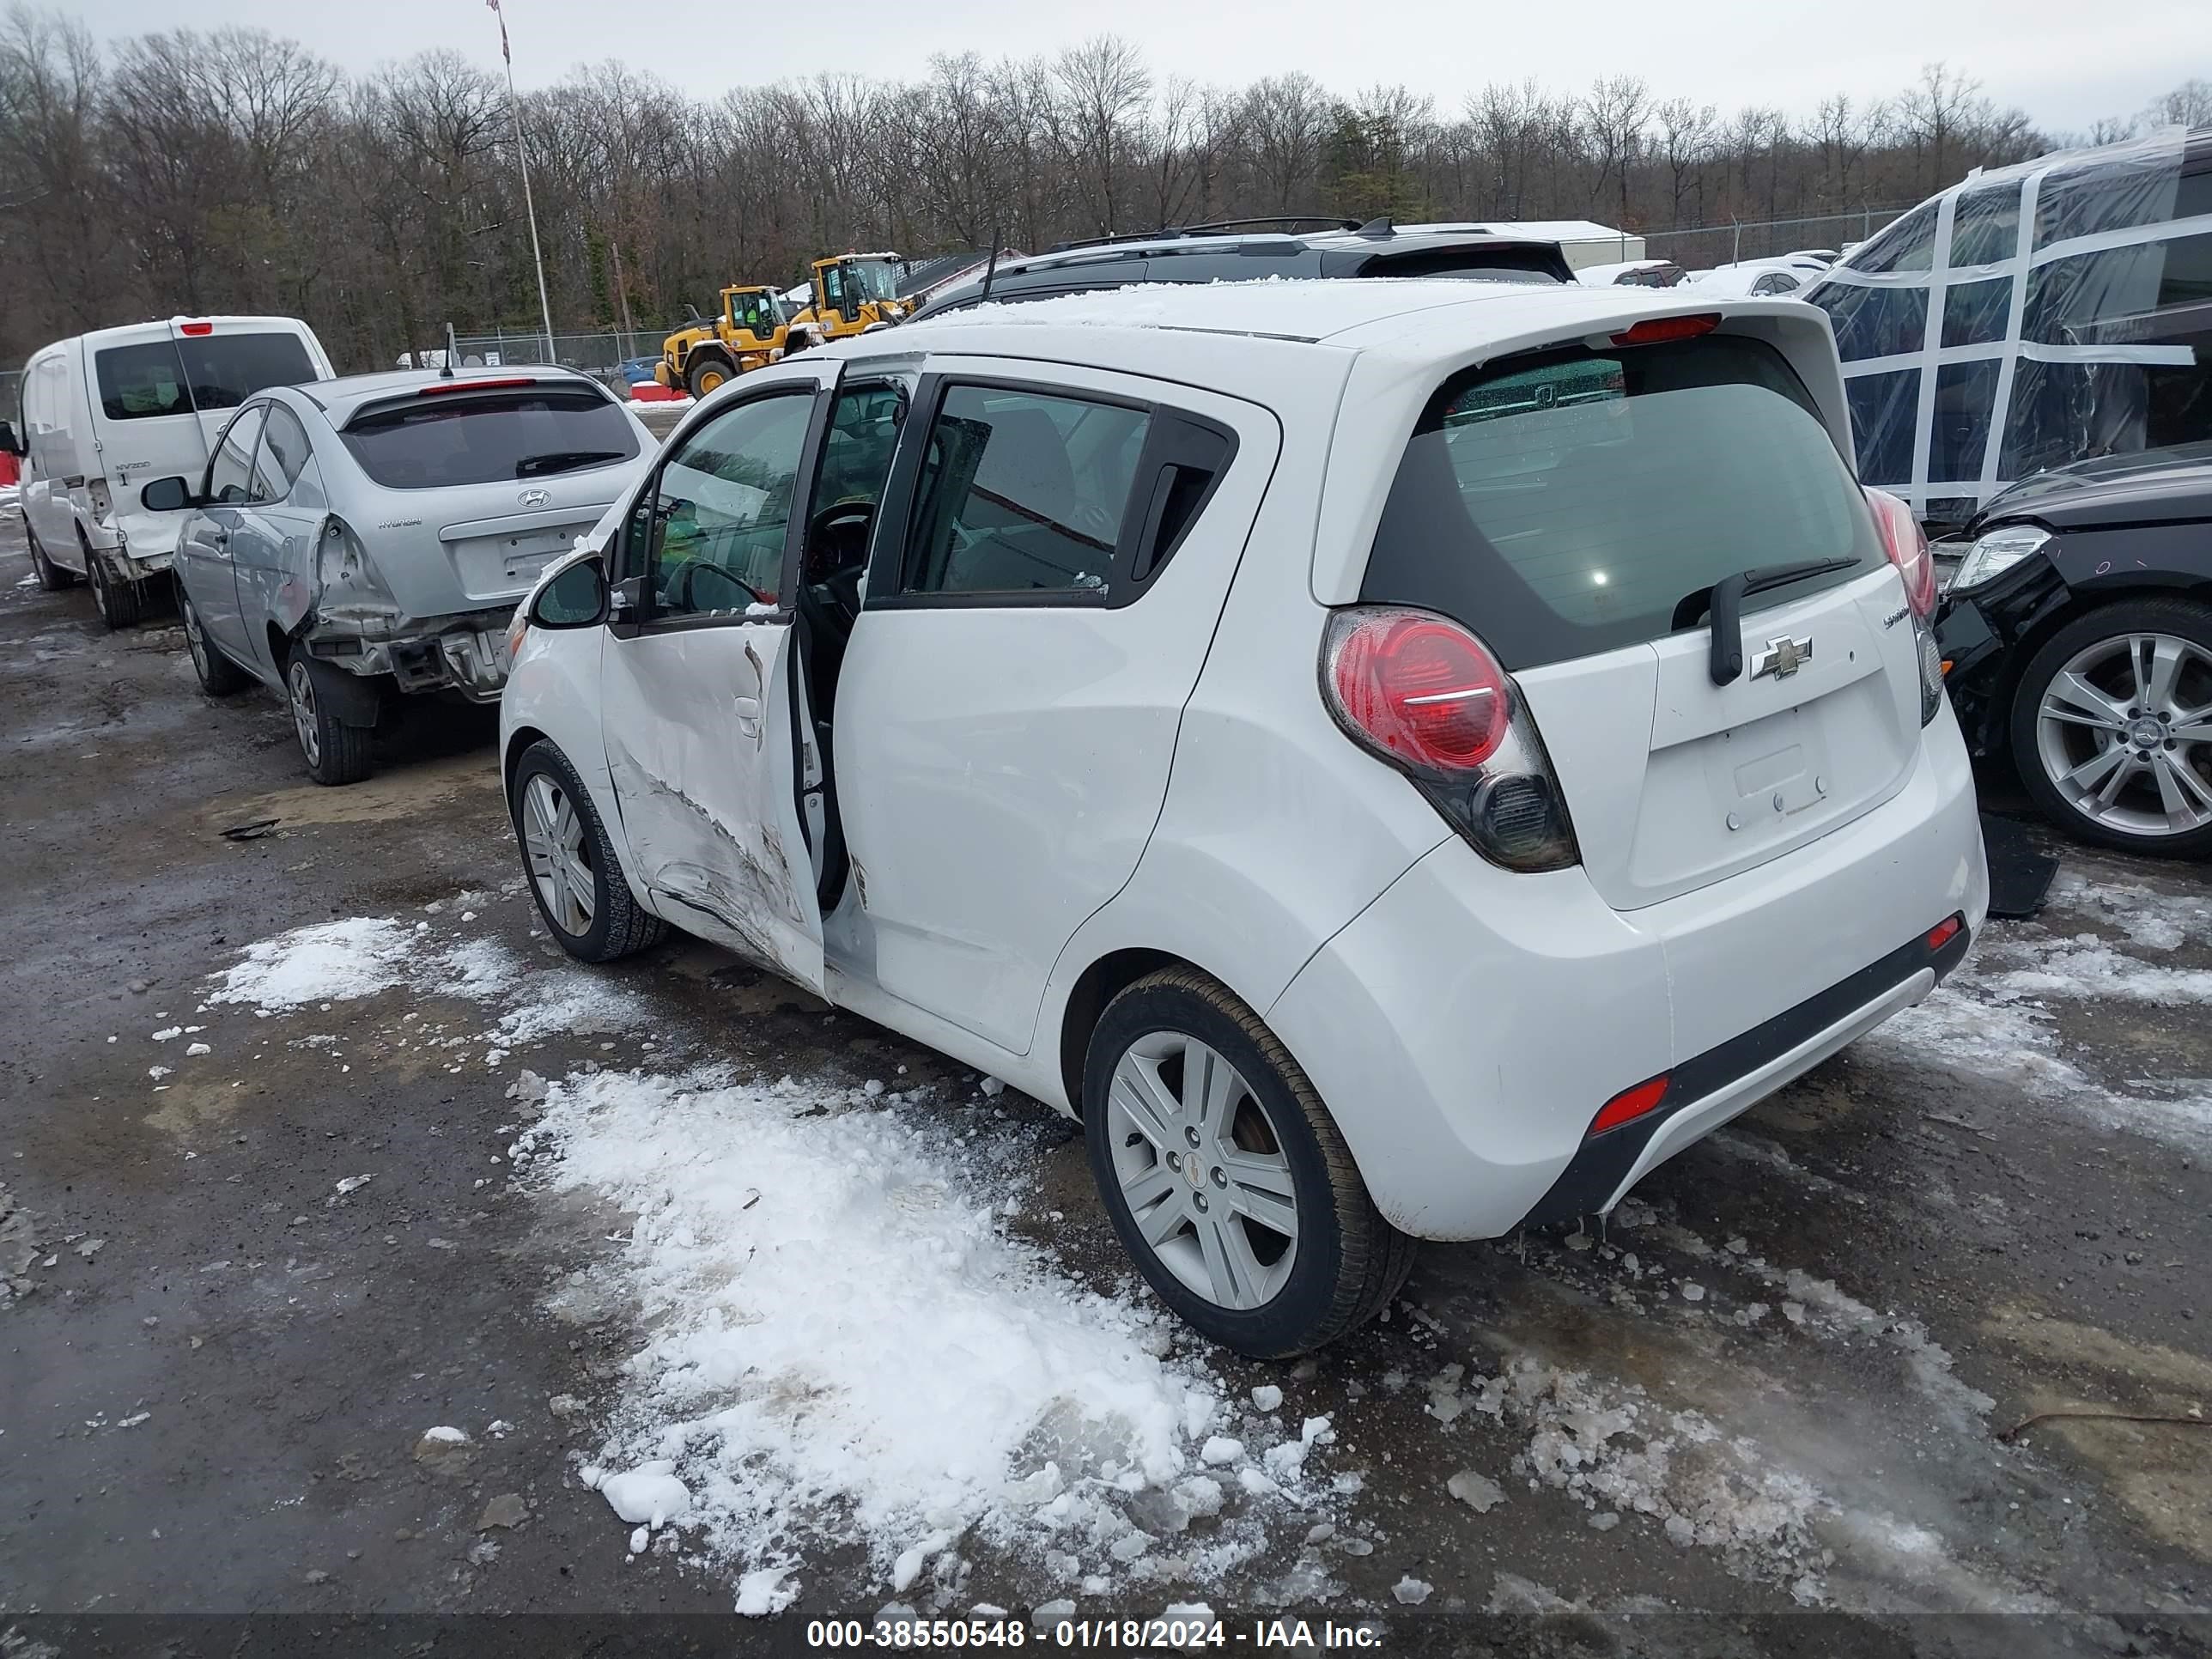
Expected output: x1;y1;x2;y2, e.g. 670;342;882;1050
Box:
501;280;1988;1356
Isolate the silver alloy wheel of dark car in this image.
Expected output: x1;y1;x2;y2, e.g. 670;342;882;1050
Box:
289;658;322;770
1105;1030;1301;1310
2033;630;2212;840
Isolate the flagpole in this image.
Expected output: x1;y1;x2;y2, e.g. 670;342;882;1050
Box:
490;0;557;367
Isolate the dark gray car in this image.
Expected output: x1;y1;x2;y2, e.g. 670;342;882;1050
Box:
906;218;1574;321
144;367;653;784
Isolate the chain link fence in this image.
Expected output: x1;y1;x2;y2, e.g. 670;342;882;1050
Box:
425;328;680;387
1642;207;1912;272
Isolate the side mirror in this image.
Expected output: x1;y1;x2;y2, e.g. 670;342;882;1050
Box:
140;475;194;513
530;558;608;629
0;422;20;457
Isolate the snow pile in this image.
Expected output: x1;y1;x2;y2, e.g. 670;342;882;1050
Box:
517;1066;1317;1605
1487;1353;1828;1598
208;921;648;1058
210;917;422;1010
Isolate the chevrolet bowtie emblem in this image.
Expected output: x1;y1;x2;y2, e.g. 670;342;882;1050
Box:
1752;635;1813;680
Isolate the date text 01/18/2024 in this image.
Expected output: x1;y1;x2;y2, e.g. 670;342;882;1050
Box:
805;1617;1388;1649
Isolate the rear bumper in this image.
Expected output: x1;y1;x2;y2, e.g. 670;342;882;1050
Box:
1266;714;1987;1241
1518;917;1969;1225
307;610;514;702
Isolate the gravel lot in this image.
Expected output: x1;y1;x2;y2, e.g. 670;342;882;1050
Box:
1;507;2207;1657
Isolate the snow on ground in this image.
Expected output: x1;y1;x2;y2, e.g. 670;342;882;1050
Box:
208;917;424;1010
1856;872;2212;1145
187;877;2204;1616
206;917;648;1057
513;1066;1328;1613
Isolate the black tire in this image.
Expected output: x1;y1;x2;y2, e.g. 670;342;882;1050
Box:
511;738;666;962
26;521;77;590
685;352;735;399
179;588;253;695
2008;596;2212;860
285;652;374;786
1082;967;1415;1358
83;536;146;629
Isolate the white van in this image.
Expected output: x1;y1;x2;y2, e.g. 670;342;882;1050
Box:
3;317;335;628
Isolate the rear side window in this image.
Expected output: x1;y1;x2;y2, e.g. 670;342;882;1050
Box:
901;386;1152;598
94;332;317;421
340;387;641;489
1362;335;1881;671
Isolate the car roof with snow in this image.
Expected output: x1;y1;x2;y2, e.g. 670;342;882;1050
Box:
885;274;1808;357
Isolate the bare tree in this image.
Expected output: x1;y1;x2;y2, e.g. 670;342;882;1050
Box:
1046;34;1151;236
9;18;2140;372
1582;75;1651;225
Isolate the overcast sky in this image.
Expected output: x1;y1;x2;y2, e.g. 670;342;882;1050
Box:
72;0;2207;137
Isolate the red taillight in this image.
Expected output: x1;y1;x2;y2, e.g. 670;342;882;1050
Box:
1926;915;1963;951
420;377;538;395
1590;1075;1669;1137
177;320;214;337
1327;611;1510;772
1609;313;1720;347
1864;487;1936;618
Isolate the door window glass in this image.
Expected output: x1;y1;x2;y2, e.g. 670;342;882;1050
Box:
900;386;1152;599
205;407;268;505
1947;182;2021;269
1941;276;2013;348
635;392;813;620
1812;280;1927;362
250;404;313;501
805;383;905;590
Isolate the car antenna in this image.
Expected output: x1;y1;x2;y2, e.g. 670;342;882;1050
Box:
979;228;1003;304
441;322;458;380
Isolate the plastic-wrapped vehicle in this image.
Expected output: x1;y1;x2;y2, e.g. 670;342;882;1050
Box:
1802;126;2212;538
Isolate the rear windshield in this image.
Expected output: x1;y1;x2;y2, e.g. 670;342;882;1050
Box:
1361;335;1881;671
340;388;640;489
94;332;318;422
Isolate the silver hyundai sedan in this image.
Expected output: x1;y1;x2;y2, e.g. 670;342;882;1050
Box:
142;366;653;784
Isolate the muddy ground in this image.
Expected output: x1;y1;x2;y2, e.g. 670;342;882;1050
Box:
1;509;2207;1659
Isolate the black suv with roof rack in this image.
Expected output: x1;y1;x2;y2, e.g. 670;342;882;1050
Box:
905;217;1575;322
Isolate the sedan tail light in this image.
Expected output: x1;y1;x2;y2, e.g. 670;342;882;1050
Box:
1321;606;1579;872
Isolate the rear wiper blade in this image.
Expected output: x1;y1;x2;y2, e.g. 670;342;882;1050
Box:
1674;557;1858;686
514;450;626;477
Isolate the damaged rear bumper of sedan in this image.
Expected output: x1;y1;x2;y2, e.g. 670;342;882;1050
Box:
301;607;516;703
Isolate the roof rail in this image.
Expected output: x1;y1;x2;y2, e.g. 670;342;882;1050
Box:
1045;215;1362;254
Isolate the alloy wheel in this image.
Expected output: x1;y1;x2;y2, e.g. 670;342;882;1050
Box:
521;772;596;937
1105;1032;1299;1310
2035;631;2212;838
288;659;320;770
183;597;210;678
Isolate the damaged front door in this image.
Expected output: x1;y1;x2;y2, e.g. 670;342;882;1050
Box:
598;371;834;990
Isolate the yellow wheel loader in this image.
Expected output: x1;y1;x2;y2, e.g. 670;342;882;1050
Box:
655;285;790;399
782;253;912;354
